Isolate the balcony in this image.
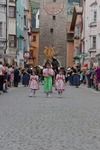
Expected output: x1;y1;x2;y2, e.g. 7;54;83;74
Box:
24;25;29;31
0;37;6;42
0;0;6;5
89;22;97;27
88;47;96;52
24;8;29;13
0;40;6;51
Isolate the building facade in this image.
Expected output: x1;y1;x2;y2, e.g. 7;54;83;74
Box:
80;0;100;68
7;0;17;64
16;0;24;67
39;0;67;68
23;0;32;66
30;1;40;67
30;28;39;67
0;0;7;60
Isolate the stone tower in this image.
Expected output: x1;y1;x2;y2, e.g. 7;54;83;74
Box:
39;0;67;68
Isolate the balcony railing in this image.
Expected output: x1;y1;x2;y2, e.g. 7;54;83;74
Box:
24;25;29;31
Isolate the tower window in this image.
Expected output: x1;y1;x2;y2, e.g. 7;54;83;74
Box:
50;28;54;33
53;16;56;20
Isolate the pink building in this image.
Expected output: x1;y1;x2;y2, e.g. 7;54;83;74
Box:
80;0;100;67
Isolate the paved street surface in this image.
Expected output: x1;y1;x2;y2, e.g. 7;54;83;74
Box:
0;85;100;150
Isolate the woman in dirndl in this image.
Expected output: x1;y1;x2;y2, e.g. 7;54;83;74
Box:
73;67;80;88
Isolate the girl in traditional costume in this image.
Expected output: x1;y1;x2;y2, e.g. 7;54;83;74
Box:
29;71;39;97
55;69;65;95
43;63;54;98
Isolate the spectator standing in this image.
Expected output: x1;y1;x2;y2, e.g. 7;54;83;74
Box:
95;67;100;90
14;67;19;87
0;62;5;94
22;70;30;87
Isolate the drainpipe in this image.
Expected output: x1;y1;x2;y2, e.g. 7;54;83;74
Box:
5;0;7;54
15;0;19;66
15;0;17;66
4;0;8;63
5;0;7;53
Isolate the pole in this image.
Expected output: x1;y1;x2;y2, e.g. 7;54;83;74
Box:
66;0;68;69
3;0;8;64
6;0;7;53
15;0;17;66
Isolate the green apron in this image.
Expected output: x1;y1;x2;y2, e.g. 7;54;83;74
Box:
44;76;52;92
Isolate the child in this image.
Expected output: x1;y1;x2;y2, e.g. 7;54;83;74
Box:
3;79;8;93
43;62;54;98
29;70;39;97
55;69;65;96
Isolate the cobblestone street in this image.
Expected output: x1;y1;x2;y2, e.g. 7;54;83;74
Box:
0;85;100;150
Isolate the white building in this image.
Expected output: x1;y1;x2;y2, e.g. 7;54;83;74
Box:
7;0;17;65
36;10;39;28
80;0;100;67
0;0;7;60
31;1;40;29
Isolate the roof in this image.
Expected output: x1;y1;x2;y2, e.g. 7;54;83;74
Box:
67;22;74;33
75;5;82;14
90;0;97;7
79;0;83;7
30;0;40;11
70;5;82;31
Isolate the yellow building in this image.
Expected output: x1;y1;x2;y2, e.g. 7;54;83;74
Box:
30;29;39;67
